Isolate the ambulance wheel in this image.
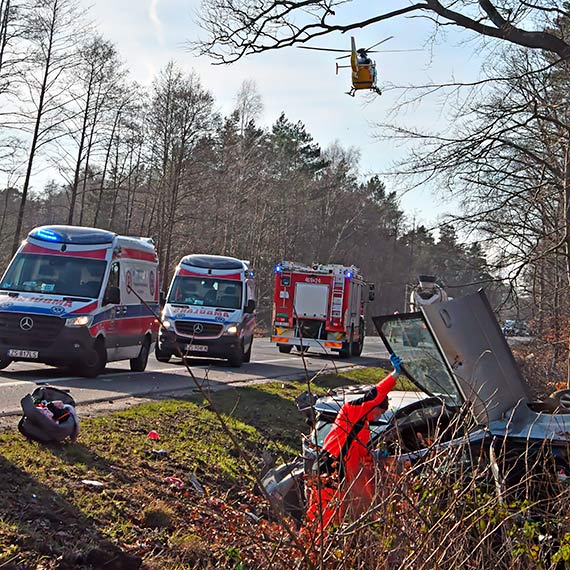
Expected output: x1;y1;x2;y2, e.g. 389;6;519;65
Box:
278;345;293;354
228;342;244;367
130;336;151;372
81;339;106;378
243;338;252;363
0;359;10;370
155;344;172;363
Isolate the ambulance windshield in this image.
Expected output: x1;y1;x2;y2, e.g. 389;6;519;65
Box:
169;276;243;310
0;254;106;298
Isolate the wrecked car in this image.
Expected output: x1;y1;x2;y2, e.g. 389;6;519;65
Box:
261;289;570;519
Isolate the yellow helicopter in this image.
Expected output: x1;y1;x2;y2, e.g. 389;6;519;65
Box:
299;36;405;96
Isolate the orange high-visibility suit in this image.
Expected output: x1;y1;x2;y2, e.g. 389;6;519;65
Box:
305;372;397;531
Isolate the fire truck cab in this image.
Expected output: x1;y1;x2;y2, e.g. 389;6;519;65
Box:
271;261;373;357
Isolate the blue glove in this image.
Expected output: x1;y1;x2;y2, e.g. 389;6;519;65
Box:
390;353;402;375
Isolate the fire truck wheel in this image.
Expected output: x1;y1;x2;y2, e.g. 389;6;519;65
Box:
0;359;10;370
278;345;293;354
339;328;354;358
155;344;172;363
338;342;351;358
352;338;364;357
228;343;244;367
81;338;107;378
130;336;151;372
243;338;252;363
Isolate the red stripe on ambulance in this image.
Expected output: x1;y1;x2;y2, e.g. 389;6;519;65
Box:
22;243;107;259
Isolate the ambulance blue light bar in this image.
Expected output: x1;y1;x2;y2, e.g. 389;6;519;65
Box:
29;226;115;245
275;264;282;273
34;228;61;242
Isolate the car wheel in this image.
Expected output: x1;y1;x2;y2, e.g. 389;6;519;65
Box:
0;359;11;370
551;389;570;409
243;338;252;363
155;343;172;363
228;342;244;367
130;336;151;372
278;345;293;354
81;338;106;378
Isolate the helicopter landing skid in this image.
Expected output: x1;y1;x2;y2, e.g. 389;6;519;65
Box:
346;86;382;97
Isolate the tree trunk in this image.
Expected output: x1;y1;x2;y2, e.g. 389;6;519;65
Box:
12;0;59;254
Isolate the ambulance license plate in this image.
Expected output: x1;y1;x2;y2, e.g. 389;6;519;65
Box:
186;344;208;353
8;349;39;359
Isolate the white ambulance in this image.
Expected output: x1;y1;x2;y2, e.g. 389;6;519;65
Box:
0;225;160;376
156;254;256;367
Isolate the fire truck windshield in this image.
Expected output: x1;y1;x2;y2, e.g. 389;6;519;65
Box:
169;276;243;310
0;254;106;298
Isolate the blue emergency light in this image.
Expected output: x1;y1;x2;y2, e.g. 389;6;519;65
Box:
29;225;115;245
33;228;61;242
345;270;353;279
275;264;282;273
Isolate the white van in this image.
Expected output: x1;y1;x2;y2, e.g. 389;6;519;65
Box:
0;225;160;376
156;254;256;367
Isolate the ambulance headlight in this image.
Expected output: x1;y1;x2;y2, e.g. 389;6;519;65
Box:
161;319;172;330
65;315;93;327
225;324;239;335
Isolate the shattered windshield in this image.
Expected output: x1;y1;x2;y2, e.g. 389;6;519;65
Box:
375;314;463;407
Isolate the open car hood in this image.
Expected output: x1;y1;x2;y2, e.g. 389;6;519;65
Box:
373;289;531;425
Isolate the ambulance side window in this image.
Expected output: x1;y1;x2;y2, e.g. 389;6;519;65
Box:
104;262;120;305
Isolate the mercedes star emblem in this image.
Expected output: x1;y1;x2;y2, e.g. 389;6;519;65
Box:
20;316;34;331
192;323;204;334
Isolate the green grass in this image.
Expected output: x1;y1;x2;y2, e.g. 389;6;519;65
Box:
1;367;400;569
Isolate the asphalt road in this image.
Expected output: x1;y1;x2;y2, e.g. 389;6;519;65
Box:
0;336;390;417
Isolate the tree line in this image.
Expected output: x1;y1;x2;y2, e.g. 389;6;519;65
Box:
0;0;501;330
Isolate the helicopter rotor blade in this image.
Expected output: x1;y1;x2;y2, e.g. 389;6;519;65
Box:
364;36;394;52
297;46;352;53
335;54;352;60
368;48;424;53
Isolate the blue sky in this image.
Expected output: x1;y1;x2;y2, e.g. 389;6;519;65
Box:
82;0;489;228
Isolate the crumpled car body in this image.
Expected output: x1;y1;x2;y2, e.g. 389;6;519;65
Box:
261;289;570;518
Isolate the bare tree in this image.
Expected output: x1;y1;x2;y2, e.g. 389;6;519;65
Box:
65;35;124;224
196;1;570;63
147;62;215;289
9;0;83;253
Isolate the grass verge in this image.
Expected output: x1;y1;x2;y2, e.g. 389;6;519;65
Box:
0;366;392;569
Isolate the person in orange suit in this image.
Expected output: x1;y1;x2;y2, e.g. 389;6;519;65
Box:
304;353;403;532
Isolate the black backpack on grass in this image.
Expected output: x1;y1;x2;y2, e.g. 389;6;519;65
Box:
18;385;79;443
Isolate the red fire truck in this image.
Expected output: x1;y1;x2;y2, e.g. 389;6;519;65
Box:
271;261;374;357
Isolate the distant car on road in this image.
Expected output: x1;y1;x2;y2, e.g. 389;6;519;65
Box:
502;319;530;337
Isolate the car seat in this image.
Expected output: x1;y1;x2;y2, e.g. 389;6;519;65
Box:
203;288;217;306
219;285;238;309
